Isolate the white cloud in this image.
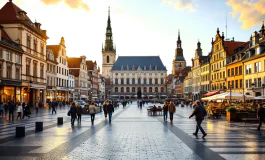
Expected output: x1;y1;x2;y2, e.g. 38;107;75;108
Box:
161;0;196;12
227;0;265;29
40;0;89;11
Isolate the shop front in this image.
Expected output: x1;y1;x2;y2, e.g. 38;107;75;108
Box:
21;84;46;108
46;86;56;102
0;80;22;103
56;87;69;102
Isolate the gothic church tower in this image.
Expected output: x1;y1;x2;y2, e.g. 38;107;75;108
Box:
172;30;186;74
102;7;116;78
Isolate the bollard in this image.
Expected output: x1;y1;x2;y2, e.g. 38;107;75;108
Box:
16;126;25;138
57;117;63;125
35;122;43;132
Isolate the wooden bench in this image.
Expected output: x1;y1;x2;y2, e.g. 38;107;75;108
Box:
242;118;259;123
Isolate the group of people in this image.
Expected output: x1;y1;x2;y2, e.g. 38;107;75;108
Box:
68;100;115;125
0;101;31;121
162;100;207;138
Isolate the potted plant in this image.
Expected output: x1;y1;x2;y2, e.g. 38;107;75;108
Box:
226;106;237;121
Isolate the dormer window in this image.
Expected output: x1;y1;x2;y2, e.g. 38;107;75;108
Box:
144;66;146;70
132;65;135;70
155;65;157;70
127;65;129;70
121;65;124;70
149;65;152;70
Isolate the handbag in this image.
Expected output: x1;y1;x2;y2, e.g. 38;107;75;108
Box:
67;110;71;116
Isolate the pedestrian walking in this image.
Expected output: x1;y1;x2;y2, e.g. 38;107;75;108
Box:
51;100;57;114
189;100;207;138
0;102;4;117
22;103;31;119
70;102;77;125
107;100;114;123
35;101;39;113
257;104;265;130
4;102;8;116
76;102;83;124
168;101;176;123
163;101;168;121
103;101;108;120
8;100;15;121
89;102;96;125
17;102;22;119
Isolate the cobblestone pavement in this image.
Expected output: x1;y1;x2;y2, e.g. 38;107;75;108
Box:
0;103;265;160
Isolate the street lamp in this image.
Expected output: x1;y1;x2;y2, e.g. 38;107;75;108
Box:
229;85;232;103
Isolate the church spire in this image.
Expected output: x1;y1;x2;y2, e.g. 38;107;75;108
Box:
177;30;182;48
104;7;115;52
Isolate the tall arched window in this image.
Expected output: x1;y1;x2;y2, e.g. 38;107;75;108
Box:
132;87;135;92
144;87;147;93
115;87;118;92
155;87;158;92
121;87;124;93
107;56;109;63
149;87;152;93
126;87;130;92
161;87;164;92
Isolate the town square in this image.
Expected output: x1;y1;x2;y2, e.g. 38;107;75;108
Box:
0;0;265;159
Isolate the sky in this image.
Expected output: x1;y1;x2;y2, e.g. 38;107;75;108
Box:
0;0;264;74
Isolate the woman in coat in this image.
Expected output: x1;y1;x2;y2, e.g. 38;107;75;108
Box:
168;101;176;124
70;102;78;125
103;101;108;120
163;102;168;121
76;102;83;123
22;103;30;119
89;102;96;125
16;102;22;119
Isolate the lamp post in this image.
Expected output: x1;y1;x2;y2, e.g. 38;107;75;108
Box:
230;85;232;103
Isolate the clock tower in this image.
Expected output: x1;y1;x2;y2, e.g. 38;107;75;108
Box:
172;30;186;74
102;7;116;78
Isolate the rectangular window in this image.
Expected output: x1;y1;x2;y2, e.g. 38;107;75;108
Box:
228;81;230;88
121;78;124;84
15;55;20;63
47;76;49;85
27;37;31;48
240;79;243;88
223;71;225;79
33;62;37;77
254;78;257;87
249;79;252;88
26;59;30;76
161;78;164;84
15;68;20;80
231;68;234;76
144;78;147;84
6;51;12;61
232;80;234;88
246;64;252;74
34;40;37;51
155;79;158;84
254;62;261;73
115;79;118;84
40;64;44;78
258;78;262;88
6;66;11;79
41;44;44;55
235;80;238;88
239;66;242;75
246;80;249;88
126;78;129;84
149;78;152;84
235;67;238;76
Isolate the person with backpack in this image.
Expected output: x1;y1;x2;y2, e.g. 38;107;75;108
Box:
89;102;96;125
189;100;207;138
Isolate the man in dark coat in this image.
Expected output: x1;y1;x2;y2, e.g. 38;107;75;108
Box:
51;100;57;114
107;101;114;123
189;100;207;138
257;104;265;130
8;100;15;121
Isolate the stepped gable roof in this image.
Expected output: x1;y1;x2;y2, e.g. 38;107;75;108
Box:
69;69;80;77
224;41;246;56
46;45;60;58
112;56;167;71
86;60;94;70
68;57;82;68
0;1;32;22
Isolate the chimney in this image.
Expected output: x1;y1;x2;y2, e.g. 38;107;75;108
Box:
34;22;41;30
